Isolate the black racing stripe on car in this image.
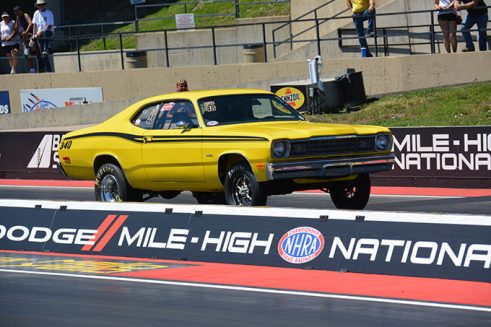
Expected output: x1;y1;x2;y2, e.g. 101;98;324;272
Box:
63;132;144;143
63;132;268;143
150;139;267;143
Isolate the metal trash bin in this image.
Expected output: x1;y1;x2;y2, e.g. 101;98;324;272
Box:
242;44;265;63
125;51;147;69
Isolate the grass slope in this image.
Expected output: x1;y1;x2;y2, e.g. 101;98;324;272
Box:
82;0;290;51
308;82;491;127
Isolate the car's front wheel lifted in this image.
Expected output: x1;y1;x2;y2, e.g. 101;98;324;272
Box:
224;163;267;206
329;174;371;210
95;163;142;202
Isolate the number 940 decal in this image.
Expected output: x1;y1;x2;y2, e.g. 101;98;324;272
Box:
59;140;73;150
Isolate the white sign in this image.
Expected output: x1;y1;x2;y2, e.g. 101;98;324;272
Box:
175;13;195;29
20;88;104;112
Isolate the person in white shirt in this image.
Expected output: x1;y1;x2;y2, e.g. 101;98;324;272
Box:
1;12;20;74
32;0;54;72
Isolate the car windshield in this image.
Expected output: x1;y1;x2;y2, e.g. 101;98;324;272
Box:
198;94;305;127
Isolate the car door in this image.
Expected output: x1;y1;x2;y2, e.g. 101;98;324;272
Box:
141;100;204;184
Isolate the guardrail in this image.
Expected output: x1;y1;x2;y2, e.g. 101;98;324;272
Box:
0;6;489;73
55;0;290;40
272;6;491;58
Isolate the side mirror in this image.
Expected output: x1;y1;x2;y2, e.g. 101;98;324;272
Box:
175;120;191;130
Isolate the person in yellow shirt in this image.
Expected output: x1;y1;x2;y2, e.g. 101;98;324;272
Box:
347;0;376;57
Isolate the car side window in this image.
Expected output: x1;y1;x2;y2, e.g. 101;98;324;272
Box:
154;100;199;130
132;103;161;130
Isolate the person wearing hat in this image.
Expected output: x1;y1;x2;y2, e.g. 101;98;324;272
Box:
14;6;35;73
176;79;189;92
32;0;54;72
1;12;20;74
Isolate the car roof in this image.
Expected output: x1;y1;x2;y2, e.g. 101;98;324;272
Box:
144;88;273;103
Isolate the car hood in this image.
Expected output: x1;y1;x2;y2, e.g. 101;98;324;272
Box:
208;120;391;141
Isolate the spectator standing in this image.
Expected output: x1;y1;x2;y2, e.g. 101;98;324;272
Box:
14;6;35;73
176;79;189;92
1;12;20;74
456;0;488;51
435;0;458;53
347;0;376;57
32;0;54;72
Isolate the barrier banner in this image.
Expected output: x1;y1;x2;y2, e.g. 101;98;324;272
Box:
376;126;491;188
0;91;10;115
20;88;103;112
1;204;490;282
0;126;490;187
0;132;66;179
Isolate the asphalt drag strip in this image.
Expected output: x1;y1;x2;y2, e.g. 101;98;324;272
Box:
0;251;490;327
1;185;491;215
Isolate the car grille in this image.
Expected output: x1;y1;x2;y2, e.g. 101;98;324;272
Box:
289;136;375;157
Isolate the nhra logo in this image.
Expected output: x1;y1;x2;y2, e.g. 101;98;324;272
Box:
277;227;325;264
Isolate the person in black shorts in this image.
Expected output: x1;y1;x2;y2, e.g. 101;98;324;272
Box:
435;0;458;53
14;6;35;73
1;12;20;74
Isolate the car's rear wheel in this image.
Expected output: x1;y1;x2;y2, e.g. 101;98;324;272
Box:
192;192;226;205
95;163;142;202
329;174;371;210
224;163;267;206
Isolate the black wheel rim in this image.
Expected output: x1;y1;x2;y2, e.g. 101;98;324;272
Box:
231;174;252;206
100;175;121;202
342;186;356;199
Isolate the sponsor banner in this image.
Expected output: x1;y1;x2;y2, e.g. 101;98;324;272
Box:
377;126;491;187
20;88;103;112
0;91;10;115
0;132;68;179
0;126;489;186
274;87;306;110
1;205;490;282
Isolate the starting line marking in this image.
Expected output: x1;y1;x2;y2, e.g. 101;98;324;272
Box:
1;268;490;314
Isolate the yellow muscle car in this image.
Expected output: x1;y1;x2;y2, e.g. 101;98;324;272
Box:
58;88;394;209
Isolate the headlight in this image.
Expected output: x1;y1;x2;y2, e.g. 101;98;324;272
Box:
375;134;392;151
272;140;290;158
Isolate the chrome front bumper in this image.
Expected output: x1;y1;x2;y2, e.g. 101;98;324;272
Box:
266;154;395;180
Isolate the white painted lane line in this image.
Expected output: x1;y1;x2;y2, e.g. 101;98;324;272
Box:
1;268;490;313
0;185;92;190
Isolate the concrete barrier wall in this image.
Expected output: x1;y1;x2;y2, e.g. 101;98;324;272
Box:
0;51;490;129
2;199;491;282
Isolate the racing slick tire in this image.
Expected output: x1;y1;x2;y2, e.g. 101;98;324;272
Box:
329;173;371;210
95;163;142;202
224;163;267;206
192;192;226;205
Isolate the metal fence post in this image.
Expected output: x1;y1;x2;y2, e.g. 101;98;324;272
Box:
76;37;82;72
235;0;240;18
262;23;268;62
373;13;379;57
430;12;436;54
314;10;321;56
119;33;125;70
164;30;170;67
272;30;277;58
134;5;139;32
212;27;218;65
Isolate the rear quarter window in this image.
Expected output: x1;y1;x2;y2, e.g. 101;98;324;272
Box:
132;103;161;129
